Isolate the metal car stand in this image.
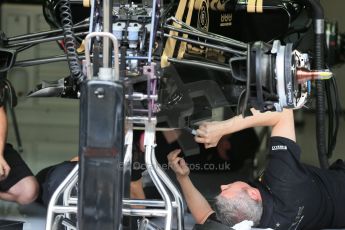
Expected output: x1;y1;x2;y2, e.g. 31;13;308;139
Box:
46;121;185;230
45;0;184;228
46;164;78;230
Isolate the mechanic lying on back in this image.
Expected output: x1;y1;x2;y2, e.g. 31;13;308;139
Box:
168;108;345;229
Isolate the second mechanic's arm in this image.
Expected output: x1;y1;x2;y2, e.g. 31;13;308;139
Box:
0;106;10;181
0;107;7;156
195;108;295;148
167;149;213;224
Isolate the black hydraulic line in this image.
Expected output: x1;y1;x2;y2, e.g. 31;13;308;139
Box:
326;77;341;157
242;44;251;117
163;33;247;56
6;32;88;48
286;19;313;36
308;0;324;18
325;80;333;158
331;77;341;151
167;58;231;72
308;0;329;168
7;24;88;42
164;25;247;49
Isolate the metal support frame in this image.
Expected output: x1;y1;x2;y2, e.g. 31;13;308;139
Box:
45;0;185;229
153;153;185;230
123;122;134;199
144;120;173;230
46;165;78;230
45;62;185;230
45;122;185;230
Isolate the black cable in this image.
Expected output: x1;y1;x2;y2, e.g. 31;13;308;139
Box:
242;44;251;116
329;77;341;155
325;80;333;158
236;89;246;115
286;19;313;36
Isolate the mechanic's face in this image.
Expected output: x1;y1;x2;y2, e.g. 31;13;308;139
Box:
219;181;251;199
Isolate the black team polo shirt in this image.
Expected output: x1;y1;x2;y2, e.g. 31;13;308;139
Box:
255;136;345;230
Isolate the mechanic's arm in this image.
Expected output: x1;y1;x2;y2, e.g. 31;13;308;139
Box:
195;108;295;148
167;149;214;224
0;106;10;180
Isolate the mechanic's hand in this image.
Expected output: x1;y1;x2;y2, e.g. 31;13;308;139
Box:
194;121;224;149
0;156;10;181
167;149;190;179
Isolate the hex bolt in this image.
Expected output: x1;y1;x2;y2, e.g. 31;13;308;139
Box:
94;87;105;99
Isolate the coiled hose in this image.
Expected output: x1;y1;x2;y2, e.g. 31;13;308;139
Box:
58;0;84;84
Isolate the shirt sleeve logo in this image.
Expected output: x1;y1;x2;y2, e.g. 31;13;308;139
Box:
272;145;287;151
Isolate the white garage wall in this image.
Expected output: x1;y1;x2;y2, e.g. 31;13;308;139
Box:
1;4;79;174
